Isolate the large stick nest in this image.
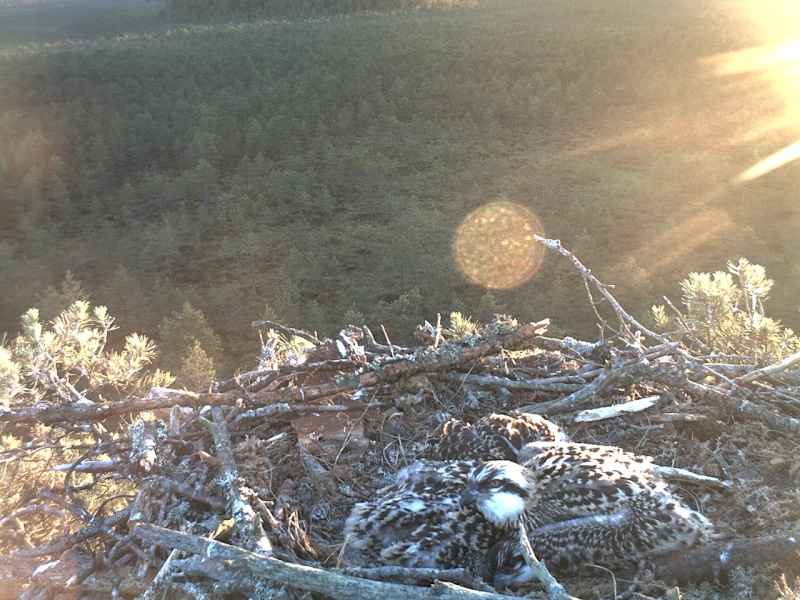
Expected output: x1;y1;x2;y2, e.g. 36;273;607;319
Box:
2;243;800;600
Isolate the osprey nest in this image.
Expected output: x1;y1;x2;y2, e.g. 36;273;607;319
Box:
2;245;800;600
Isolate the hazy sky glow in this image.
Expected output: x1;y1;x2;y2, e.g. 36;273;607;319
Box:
715;2;800;181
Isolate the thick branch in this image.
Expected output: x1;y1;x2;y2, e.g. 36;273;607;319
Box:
438;372;582;394
571;396;660;423
131;523;525;600
200;407;272;555
0;387;236;426
2;320;550;426
730;350;800;386
650;534;800;585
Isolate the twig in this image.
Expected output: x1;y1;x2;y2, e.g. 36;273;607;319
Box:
381;324;396;358
251;320;321;345
517;522;580;600
652;466;730;491
9;503;135;560
681;378;800;436
438;372;582;394
136;548;181;600
730;350;800;386
53;459;121;473
534;236;663;342
571;396;660;423
2;320;551;427
518;360;659;415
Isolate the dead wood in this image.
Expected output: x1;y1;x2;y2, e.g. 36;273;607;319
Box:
199;406;273;555
517;522;580;600
0;318;550;427
0;550;153;597
518;360;669;415
650;533;800;585
130;523;529;600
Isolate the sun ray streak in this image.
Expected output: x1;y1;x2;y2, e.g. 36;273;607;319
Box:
737;139;800;181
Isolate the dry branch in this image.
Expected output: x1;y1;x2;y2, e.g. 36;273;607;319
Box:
518;522;580;600
730;350;800;386
571;396;660;423
0;551;152;598
1;319;551;427
650;533;800;585
518;361;662;415
252;319;322;345
0;387;236;426
533;236;665;342
130;523;526;600
342;566;494;591
438;372;582;394
652;466;729;491
200;407;273;555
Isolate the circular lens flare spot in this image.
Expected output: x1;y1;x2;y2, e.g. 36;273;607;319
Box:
453;201;545;289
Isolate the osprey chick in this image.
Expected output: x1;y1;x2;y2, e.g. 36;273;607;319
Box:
462;442;716;586
432;412;567;461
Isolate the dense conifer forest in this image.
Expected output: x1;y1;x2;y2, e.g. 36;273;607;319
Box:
1;0;799;380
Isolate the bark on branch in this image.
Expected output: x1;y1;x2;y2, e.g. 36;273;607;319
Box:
650;533;800;585
1;319;551;427
130;523;527;600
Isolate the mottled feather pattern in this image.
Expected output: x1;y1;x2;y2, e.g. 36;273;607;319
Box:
343;414;716;589
391;459;477;497
491;494;716;586
513;442;664;526
433;412;567;461
464;443;717;585
343;458;500;568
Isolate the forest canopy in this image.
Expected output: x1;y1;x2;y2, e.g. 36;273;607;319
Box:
161;0;478;18
0;0;799;378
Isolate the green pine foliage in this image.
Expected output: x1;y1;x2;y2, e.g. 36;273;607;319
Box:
1;0;798;375
177;339;217;391
652;259;800;365
1;301;173;405
157;303;224;376
443;311;481;339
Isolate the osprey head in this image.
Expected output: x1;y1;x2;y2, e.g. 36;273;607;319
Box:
489;537;534;590
460;460;534;528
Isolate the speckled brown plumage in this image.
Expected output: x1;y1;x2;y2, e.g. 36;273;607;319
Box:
462;442;717;587
431;412;567;461
342;459;499;569
343;412;564;571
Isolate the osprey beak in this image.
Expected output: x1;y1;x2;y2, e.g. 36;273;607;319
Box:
460;485;480;507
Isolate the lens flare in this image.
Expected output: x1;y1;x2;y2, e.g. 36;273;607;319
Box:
705;36;800;181
453;201;545;289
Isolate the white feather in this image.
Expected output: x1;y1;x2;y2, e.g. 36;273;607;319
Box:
481;491;526;525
